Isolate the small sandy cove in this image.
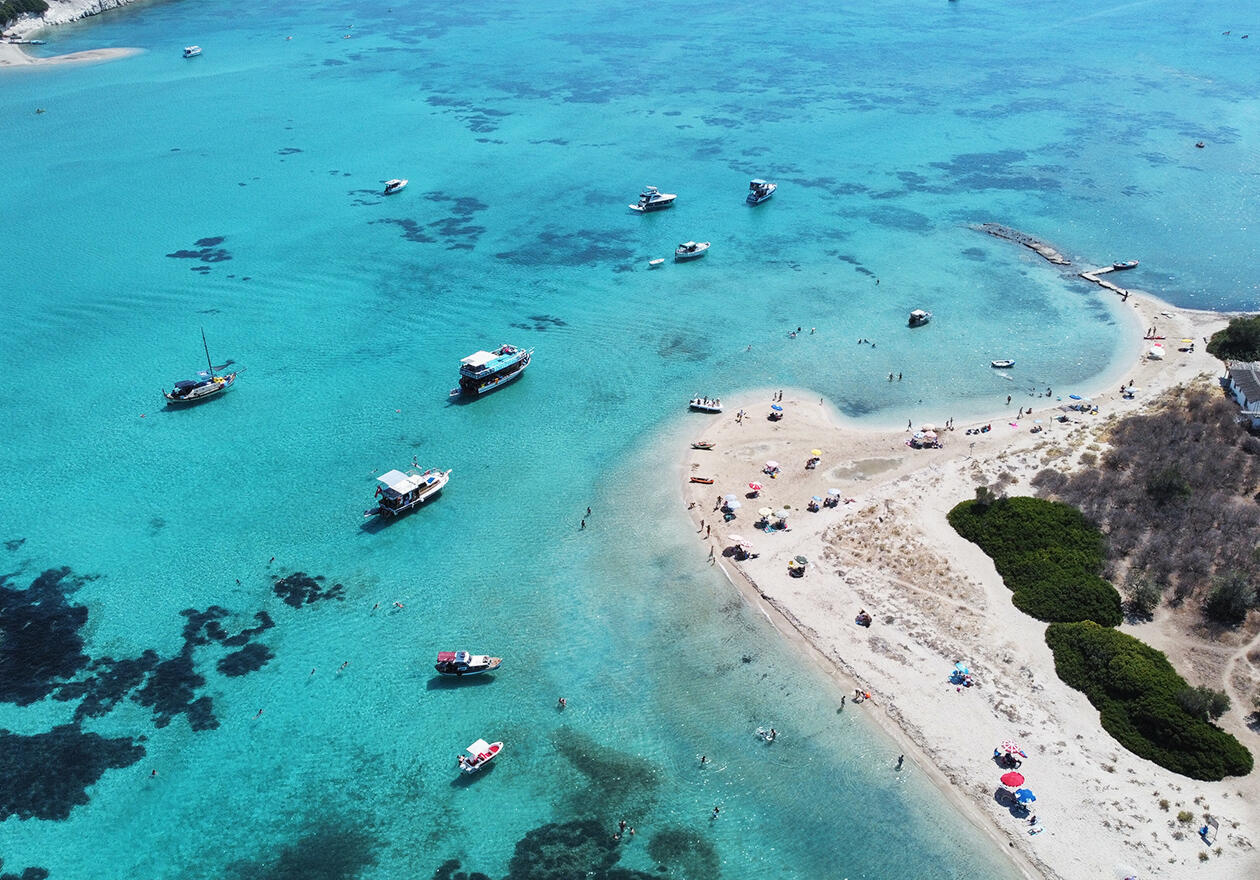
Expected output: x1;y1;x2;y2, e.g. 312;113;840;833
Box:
679;292;1257;880
0;41;139;67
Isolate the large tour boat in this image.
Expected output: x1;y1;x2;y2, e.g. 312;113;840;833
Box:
364;467;451;517
435;651;502;676
451;344;532;397
458;739;502;774
163;329;239;405
628;185;676;212
746;179;776;205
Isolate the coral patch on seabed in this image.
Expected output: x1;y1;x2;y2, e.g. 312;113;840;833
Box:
0;567;94;705
273;571;346;607
0;725;144;821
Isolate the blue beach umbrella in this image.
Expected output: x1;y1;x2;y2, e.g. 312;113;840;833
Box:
953;662;970;675
811;496;823;502
1069;394;1082;400
1015;788;1036;804
771;404;783;411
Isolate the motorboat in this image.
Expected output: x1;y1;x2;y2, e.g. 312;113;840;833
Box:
1112;259;1139;270
689;397;722;413
163;328;239;405
435;651;502;676
457;738;502;774
364;467;451;517
908;309;932;327
746;179;776;205
450;344;532;397
628;185;676;212
383;178;408;195
990;359;1016;369
183;46;201;58
675;241;710;261
691;441;715;449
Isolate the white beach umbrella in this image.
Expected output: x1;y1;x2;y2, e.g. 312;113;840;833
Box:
774;509;791;519
727;535;747;544
726;499;742;510
919;423;935;432
724;493;739;503
827;488;842;497
765;461;780;470
757;506;774;517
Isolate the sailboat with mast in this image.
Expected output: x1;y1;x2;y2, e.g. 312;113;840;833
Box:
163;328;240;405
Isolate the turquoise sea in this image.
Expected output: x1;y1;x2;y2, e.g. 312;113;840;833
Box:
3;1;1259;878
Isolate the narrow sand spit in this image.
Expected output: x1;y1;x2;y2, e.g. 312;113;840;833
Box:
679;291;1257;880
0;42;140;67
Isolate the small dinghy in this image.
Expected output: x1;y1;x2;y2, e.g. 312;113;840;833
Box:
1112;259;1139;270
691;441;715;450
648;258;665;268
383;178;408;195
990;359;1015;368
689;476;715;484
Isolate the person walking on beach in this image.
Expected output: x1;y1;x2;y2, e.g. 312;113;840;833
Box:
896;755;904;771
840;695;846;710
906;419;912;430
706;525;711;537
1006;395;1011;405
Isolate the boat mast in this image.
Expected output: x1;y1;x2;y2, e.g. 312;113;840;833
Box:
201;327;213;375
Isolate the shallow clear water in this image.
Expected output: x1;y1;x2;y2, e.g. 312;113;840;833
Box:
3;1;1258;877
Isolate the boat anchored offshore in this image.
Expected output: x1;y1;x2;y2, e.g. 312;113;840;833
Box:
1112;259;1139;270
435;651;502;676
163;328;239;405
629;185;676;212
458;739;502;774
746;179;776;205
364;468;451;517
908;309;932;327
689;397;722;413
990;359;1016;369
450;344;532;397
383;178;408;195
675;241;710;261
183;45;201;58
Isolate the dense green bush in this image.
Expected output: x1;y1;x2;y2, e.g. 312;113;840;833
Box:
947;495;1122;625
1207;314;1260;362
0;0;48;29
1203;571;1257;626
1046;622;1252;780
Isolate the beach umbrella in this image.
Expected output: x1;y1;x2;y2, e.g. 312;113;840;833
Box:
748;481;763;491
1015;788;1036;804
765;460;780;469
953;662;970;675
827;488;842;497
724;493;739;503
757;506;774;517
1068;394;1082;400
1000;772;1025;788
811;496;823;503
794;555;809;565
999;740;1021;755
1181;338;1193;343
725;499;742;510
919;423;935;432
923;431;938;440
810;449;822;456
770;404;783;411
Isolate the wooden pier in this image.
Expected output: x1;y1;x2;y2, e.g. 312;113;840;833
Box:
976;223;1071;265
1078;265;1132;299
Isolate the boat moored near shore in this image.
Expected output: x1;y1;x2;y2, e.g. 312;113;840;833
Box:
364;467;451;517
675;241;710;261
990;359;1015;369
1112;259;1139;270
689;397;722;412
450;344;532;397
908;309;932;327
457;739;502;774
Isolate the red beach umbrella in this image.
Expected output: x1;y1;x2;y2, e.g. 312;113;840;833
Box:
1000;771;1025;788
1000;740;1021;754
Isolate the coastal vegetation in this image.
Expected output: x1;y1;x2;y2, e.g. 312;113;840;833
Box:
1031;384;1260;624
0;0;47;29
946;493;1122;626
1045;622;1253;780
1207;314;1260;362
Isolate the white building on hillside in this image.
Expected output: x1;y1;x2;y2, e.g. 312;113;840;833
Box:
1225;363;1260;429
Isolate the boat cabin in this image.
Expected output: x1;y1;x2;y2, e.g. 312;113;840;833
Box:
460;345;521;379
908;309;931;327
374;468;445;511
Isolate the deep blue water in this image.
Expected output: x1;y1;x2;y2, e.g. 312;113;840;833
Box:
3;1;1259;878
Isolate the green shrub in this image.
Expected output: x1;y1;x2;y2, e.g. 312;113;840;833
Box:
1175;686;1230;721
0;0;49;29
1124;576;1162;621
947;495;1122;625
1046;622;1253;780
1207;314;1260;362
1203;571;1257;626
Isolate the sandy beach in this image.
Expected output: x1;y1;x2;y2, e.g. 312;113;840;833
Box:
678;289;1259;880
0;0;143;68
0;41;139;67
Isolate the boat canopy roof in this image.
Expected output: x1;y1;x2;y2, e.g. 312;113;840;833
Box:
750;179;767;186
461;350;498;368
467;739;491;755
376;469;432;493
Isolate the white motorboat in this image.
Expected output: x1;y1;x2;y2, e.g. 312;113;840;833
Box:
183;46;202;58
364;467;451;517
908;309;931;327
629;185;676;212
990;359;1016;368
458;739;502;774
746;179;776;205
383;179;408;195
675;241;710;261
689;397;722;413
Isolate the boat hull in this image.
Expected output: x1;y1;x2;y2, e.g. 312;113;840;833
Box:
164;372;237;405
435;657;502;676
990;360;1015;369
